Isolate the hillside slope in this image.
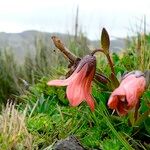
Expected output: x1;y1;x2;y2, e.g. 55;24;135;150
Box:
0;30;126;62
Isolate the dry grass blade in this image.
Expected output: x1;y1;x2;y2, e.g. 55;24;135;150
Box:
0;101;32;150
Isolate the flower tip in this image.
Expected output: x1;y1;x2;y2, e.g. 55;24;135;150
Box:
47;81;52;86
88;101;95;112
107;96;117;109
47;79;67;86
47;80;59;86
90;106;95;112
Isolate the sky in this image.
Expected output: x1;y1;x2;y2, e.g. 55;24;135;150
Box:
0;0;150;40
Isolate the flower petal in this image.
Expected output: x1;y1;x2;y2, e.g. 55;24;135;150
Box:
85;94;95;111
84;68;95;111
117;101;128;116
47;79;69;86
107;95;118;109
47;69;79;86
108;87;125;109
122;75;146;107
66;82;85;106
66;64;89;106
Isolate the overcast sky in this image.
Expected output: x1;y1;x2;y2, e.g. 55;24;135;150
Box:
0;0;150;40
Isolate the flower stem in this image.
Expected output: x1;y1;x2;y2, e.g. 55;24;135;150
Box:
51;36;110;84
90;48;104;56
106;54;115;75
91;48;115;75
134;109;150;126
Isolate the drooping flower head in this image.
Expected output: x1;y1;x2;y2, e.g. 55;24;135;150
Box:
47;55;96;111
107;70;146;116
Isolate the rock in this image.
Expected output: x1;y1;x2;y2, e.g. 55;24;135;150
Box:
53;135;85;150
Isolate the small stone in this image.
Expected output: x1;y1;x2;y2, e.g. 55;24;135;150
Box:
53;135;85;150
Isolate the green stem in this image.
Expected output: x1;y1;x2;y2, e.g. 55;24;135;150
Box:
134;109;150;126
106;53;115;75
134;101;140;122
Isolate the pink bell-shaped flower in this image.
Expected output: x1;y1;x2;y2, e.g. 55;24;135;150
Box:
47;55;96;111
107;71;146;115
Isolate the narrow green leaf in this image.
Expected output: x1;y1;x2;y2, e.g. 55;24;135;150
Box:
98;102;134;150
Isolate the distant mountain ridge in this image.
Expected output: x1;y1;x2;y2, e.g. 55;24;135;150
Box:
0;30;126;63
